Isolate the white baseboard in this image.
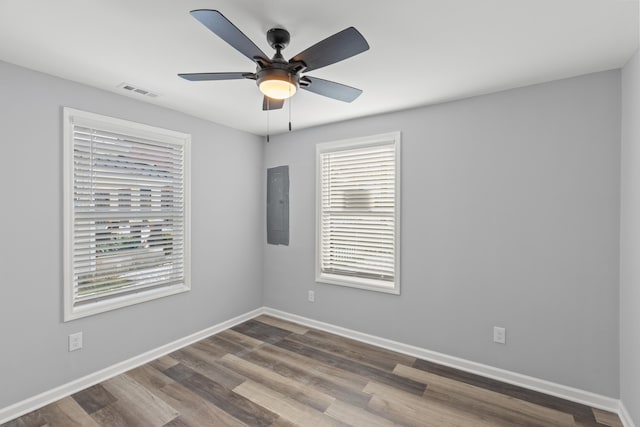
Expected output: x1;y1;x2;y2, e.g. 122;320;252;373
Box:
263;307;621;414
620;400;638;427
0;307;264;425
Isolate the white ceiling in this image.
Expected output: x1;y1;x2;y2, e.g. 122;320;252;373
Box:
0;0;637;135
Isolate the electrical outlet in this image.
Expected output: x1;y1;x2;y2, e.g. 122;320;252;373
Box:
308;290;315;303
69;332;83;352
493;326;506;344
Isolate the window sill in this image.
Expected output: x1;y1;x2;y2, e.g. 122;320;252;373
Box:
64;283;190;321
316;272;400;295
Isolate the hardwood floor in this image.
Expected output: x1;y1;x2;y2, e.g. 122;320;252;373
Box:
2;315;623;427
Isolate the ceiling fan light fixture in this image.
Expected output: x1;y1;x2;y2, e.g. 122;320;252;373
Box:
259;78;297;100
257;68;298;100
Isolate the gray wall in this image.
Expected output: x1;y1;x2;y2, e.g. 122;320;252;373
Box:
620;49;640;423
264;71;621;397
0;56;625;411
0;60;264;409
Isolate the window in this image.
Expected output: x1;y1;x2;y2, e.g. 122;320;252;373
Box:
316;132;401;294
63;108;191;321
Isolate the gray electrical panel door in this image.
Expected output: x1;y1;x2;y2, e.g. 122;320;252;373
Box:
267;165;289;245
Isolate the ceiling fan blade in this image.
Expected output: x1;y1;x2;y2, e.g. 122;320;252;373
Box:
263;97;285;110
290;27;369;73
178;72;255;81
190;10;268;63
300;76;363;102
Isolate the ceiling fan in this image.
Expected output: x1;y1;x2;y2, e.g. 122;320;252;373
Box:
179;10;370;111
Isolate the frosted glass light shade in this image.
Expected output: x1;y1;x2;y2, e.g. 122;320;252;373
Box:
259;78;297;100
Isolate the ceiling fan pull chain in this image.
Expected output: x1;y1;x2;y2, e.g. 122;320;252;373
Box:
288;74;293;132
266;97;270;143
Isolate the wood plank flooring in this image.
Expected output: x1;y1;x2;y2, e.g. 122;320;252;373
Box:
1;315;623;427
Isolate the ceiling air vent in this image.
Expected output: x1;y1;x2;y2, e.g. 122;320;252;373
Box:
118;83;158;98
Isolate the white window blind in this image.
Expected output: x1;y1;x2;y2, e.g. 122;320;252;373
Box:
316;132;400;294
64;108;191;320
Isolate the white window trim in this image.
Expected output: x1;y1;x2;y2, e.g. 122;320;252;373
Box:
63;108;191;321
315;131;401;294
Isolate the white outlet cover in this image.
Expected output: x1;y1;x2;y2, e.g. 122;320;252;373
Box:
308;290;315;302
493;326;506;344
69;332;83;352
